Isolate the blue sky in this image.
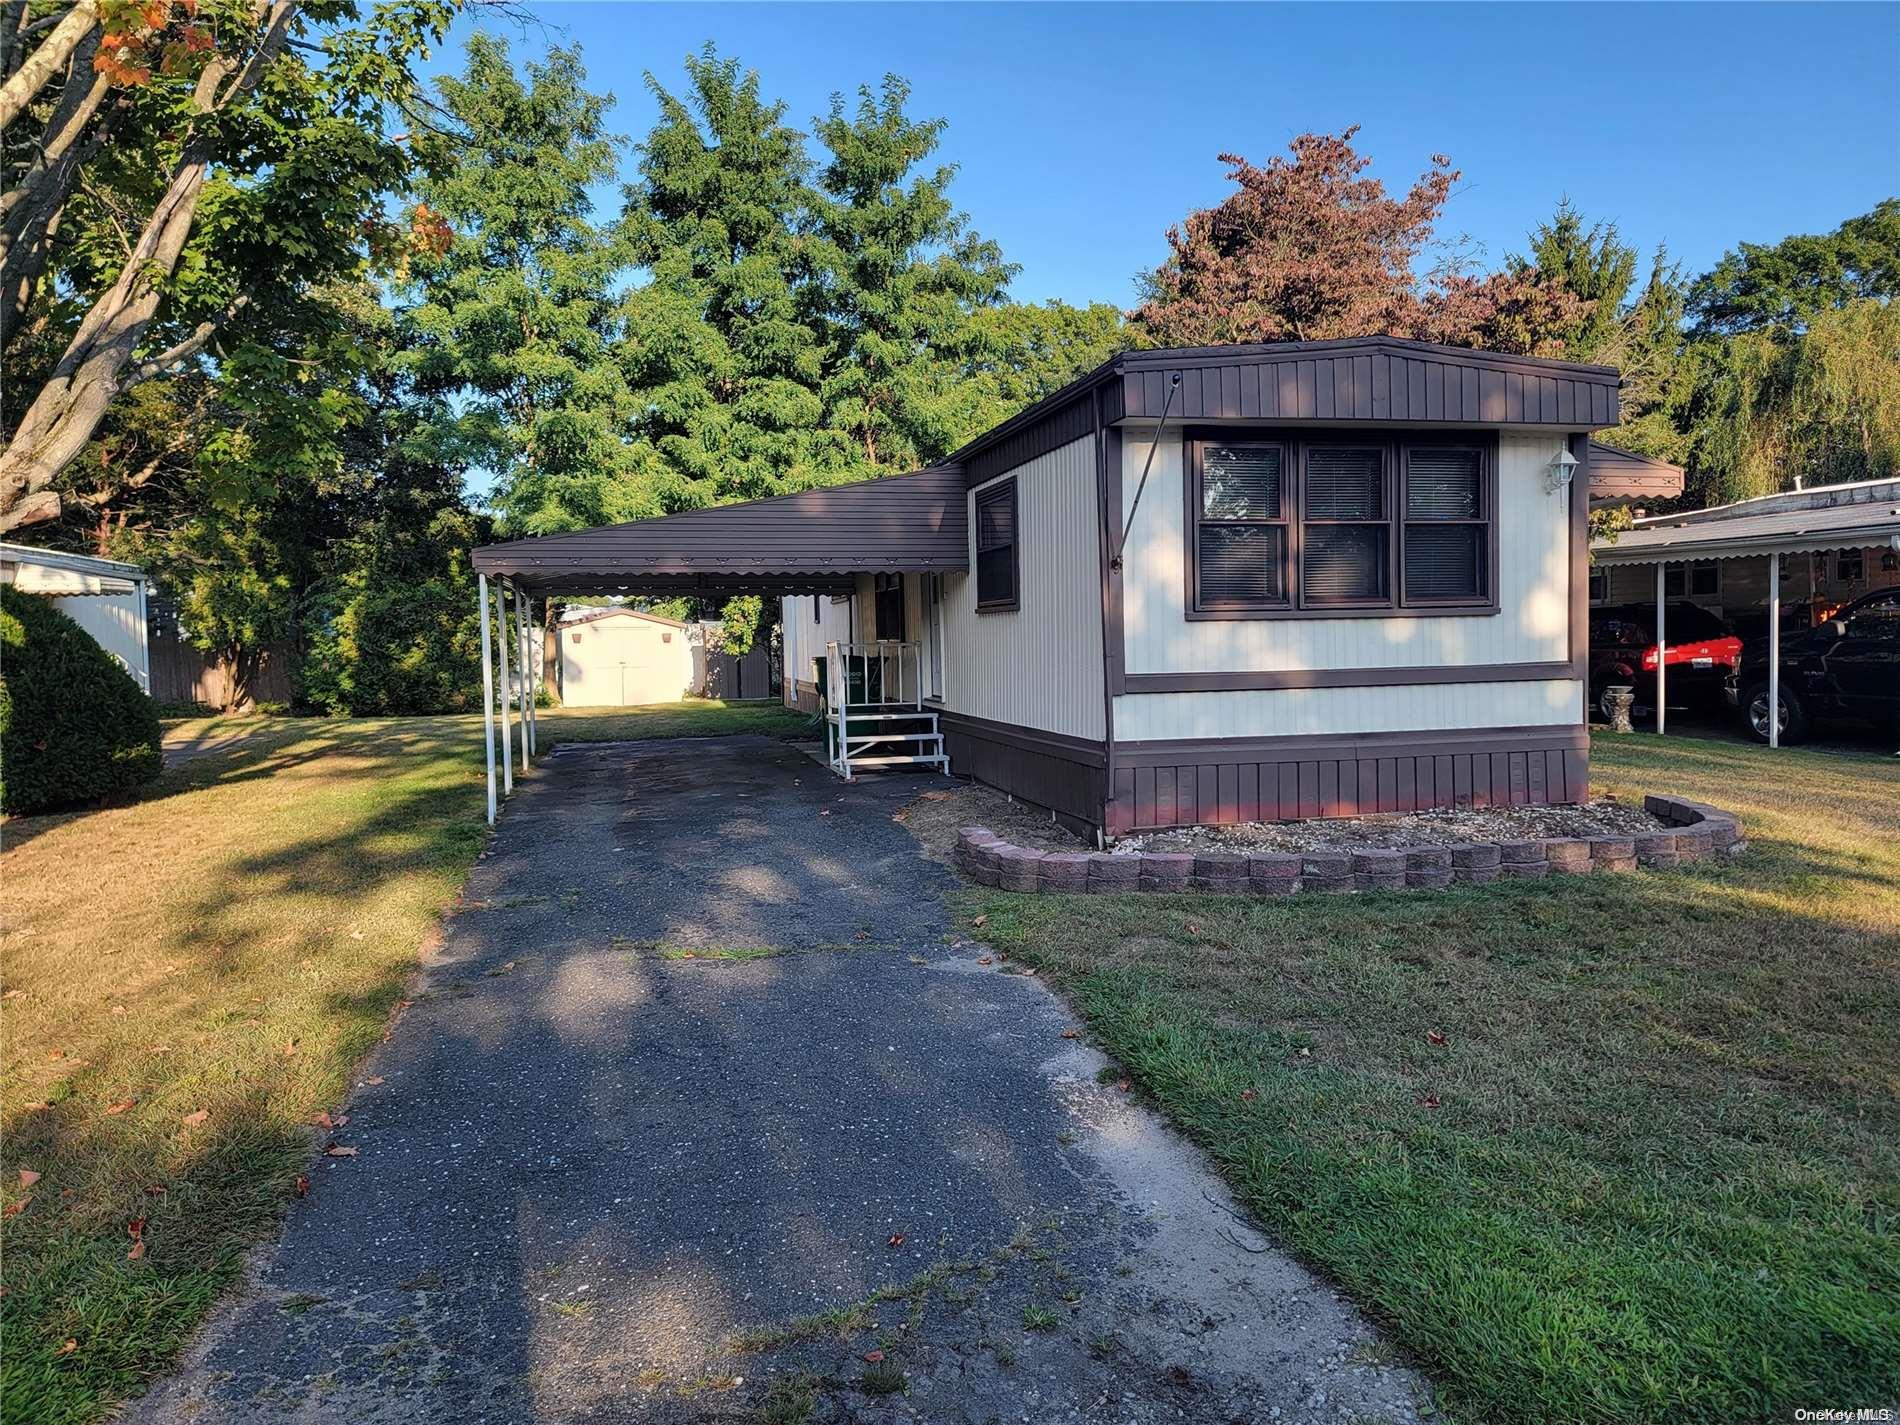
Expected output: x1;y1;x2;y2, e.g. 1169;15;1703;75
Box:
433;2;1899;309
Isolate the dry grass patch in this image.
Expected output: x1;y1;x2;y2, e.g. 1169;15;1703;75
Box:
0;699;805;1425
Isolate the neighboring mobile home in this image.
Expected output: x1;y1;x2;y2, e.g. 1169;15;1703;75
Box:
475;337;1675;835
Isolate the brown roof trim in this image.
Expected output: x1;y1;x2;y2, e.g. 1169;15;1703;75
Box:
1117;335;1619;381
947;337;1623;486
1587;440;1685;504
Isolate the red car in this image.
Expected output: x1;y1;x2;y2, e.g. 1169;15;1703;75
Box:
1588;601;1742;723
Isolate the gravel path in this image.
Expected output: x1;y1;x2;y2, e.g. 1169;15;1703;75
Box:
132;736;1427;1425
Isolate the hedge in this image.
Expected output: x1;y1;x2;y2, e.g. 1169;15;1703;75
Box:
0;584;162;814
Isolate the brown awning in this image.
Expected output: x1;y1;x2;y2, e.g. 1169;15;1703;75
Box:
472;466;968;595
1587;441;1684;505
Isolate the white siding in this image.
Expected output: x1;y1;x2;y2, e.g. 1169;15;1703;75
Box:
1112;679;1582;742
941;436;1105;739
48;593;149;691
1119;431;1572;674
780;593;854;688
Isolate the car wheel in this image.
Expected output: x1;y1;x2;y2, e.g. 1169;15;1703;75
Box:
1743;683;1810;744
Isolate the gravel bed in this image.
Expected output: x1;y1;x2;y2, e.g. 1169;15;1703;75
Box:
1118;798;1667;853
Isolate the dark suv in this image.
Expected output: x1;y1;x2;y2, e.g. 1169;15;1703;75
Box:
1588;601;1741;723
1727;586;1900;743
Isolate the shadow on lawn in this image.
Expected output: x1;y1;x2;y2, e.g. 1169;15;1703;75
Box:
117;737;1087;1424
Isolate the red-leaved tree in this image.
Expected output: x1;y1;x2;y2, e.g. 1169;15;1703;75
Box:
1131;127;1583;355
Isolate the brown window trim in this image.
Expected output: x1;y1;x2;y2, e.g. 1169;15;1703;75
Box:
1398;434;1498;609
1187;438;1292;615
974;477;1020;614
1182;427;1499;622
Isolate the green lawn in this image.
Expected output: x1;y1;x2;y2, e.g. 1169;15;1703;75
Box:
963;733;1899;1424
0;699;806;1425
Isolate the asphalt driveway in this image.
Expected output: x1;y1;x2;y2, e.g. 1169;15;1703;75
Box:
136;735;1425;1424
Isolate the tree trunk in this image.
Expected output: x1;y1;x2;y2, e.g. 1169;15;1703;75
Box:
219;643;262;712
0;0;95;134
541;596;562;704
2;29;111;342
0;0;296;533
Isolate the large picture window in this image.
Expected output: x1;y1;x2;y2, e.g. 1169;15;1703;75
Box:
1186;431;1496;617
974;479;1019;612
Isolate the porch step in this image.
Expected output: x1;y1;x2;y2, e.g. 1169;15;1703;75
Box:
848;753;950;769
844;732;943;746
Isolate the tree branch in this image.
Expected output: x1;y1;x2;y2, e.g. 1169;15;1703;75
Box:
126;293;252;385
0;0;93;134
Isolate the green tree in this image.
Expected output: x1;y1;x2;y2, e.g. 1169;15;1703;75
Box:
963;300;1129;406
1665;203;1900;504
401;32;635;536
807;74;1015;473
1507;201;1688;462
0;0;459;533
1519;199;1640;357
1688;199;1900;336
617;45;832;511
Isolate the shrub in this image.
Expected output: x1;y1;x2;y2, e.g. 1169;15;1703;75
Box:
0;585;162;814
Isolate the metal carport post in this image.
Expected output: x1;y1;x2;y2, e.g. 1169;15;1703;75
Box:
479;573;497;825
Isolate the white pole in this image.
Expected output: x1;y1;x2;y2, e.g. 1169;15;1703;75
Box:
1768;554;1781;749
1654;564;1667;737
496;580;514;796
514;583;531;772
478;574;497;826
525;596;538;755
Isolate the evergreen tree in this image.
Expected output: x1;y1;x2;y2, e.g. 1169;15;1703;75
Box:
807;75;1016;473
403;33;634;534
1518;199;1640;357
617;46;832;509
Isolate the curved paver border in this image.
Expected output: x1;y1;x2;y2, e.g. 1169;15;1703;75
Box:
956;794;1746;896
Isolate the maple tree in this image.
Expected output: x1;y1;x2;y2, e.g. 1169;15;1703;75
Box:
0;0;459;533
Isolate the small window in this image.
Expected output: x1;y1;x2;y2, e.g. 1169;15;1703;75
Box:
1837;549;1865;583
975;480;1018;611
813;595;820;624
1662;562;1720;600
1401;444;1488;604
1302;445;1389;605
1589;567;1609;604
1192;442;1289;610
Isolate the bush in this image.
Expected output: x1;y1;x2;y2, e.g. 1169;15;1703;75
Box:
301;575;482;717
0;585;162;814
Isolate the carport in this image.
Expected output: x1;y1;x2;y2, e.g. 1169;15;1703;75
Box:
1591;488;1900;746
467;468;967;823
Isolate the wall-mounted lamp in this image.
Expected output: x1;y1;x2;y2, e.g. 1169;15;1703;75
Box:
1545;446;1580;494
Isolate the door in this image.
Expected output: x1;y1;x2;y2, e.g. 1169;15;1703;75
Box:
1824;589;1900;714
924;574;945;700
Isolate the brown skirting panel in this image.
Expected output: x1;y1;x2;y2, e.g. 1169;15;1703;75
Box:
938;709;1108;829
786;679;820;714
1107;723;1589;834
